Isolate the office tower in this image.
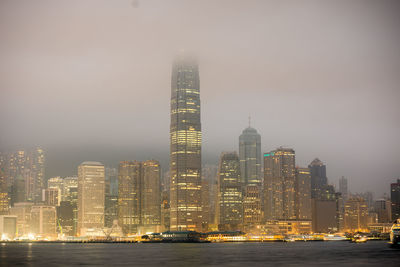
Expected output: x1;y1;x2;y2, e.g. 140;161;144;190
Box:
77;161;105;236
391;179;400;221
118;161;141;234
339;176;348;201
201;179;211;230
11;174;26;204
30;147;46;202
170;55;202;232
0;215;17;240
141;160;161;230
374;199;392;223
264;147;296;220
344;197;369;232
57;201;74;236
295;167;312;220
243;185;262;231
308;158;327;199
217;152;242;230
239;125;261;186
202;164;218;226
63;176;78;235
42;188;60;206
9;202;33;237
0;161;8;215
48;177;64;200
30;205;57;239
105;167;118;228
160;191;170;231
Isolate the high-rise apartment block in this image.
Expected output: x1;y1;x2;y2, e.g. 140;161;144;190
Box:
344;197;369;232
77;161;105;236
295;167;312;220
170;55;202;231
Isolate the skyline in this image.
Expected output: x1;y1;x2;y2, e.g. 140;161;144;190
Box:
1;0;400;197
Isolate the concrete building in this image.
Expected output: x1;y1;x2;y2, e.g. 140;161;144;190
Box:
170;55;202;232
344;198;369;232
0;215;17;240
308;158;327;200
339;176;348;201
57;201;74;236
312;199;338;233
243;185;262;232
9;202;33;237
391;179;400;221
77;161;105;236
43;187;61;206
295;167;312;220
217;152;243;231
264;148;296;220
374;199;392;223
239;125;261;186
30;205;57;239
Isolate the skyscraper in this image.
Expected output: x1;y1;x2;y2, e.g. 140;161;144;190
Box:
344;197;369;232
264;148;296;220
77;161;105;236
308;158;327;199
117;160;161;234
391;179;400;221
239;125;261;186
217;152;242;230
339;176;348;201
170;55;202;231
295;167;312;220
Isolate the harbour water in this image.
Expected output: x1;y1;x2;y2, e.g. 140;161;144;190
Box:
1;241;399;266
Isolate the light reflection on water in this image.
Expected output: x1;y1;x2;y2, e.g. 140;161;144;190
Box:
0;241;398;266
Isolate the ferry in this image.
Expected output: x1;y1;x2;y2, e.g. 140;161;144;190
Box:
389;219;400;247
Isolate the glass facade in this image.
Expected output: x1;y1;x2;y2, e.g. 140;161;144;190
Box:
170;56;202;231
239;127;261;186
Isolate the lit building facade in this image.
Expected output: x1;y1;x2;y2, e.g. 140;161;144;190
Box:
217;152;242;230
391;179;400;221
77;161;105;236
243;185;262;231
42;188;61;206
264;148;296;220
170;55;202;231
239;126;261;186
9;202;33;237
344;197;369;232
308;158;327;199
374;199;392;223
295;167;312;220
30;205;57;239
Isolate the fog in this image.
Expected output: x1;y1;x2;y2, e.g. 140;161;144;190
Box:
1;0;399;196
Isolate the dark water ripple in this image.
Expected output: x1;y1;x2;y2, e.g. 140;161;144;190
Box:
0;241;399;266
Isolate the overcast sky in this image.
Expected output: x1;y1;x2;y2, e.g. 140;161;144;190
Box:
1;0;399;197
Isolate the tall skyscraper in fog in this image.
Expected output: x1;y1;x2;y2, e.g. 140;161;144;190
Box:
77;161;105;236
308;158;327;199
217;152;242;230
264;147;296;220
169;55;202;231
239;125;261;186
391;179;400;221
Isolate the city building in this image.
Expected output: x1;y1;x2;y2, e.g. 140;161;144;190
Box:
239;125;261;186
391;179;400;221
295;167;312;220
77;161;105;236
374;199;392;223
344;197;369;232
169;55;202;231
264;147;296;220
47;177;64;200
243;185;262;232
57;201;74;236
217;152;243;231
339;176;348;201
0;215;17;240
105;167;118;228
0;161;8;215
118;160;161;234
262;219;312;235
30;205;57;239
308;158;327;199
311;199;338;233
42;188;61;206
9;202;33;237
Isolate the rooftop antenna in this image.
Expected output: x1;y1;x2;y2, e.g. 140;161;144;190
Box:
248;115;251;128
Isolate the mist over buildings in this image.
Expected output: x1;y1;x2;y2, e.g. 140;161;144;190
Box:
1;0;399;196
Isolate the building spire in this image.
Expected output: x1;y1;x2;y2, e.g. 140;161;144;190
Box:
248;115;251;128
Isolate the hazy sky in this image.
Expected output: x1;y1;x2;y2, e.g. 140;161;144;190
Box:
1;0;399;197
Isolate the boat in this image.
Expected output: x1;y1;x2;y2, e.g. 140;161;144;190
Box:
350;234;367;243
389;219;400;247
